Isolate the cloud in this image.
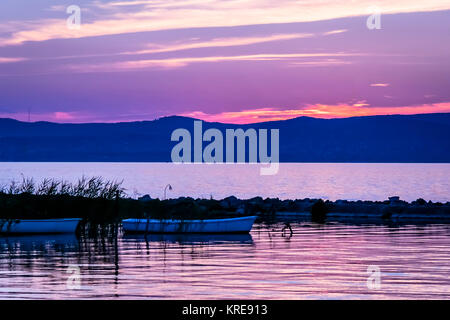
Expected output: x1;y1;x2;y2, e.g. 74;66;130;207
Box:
124;33;314;55
322;29;348;36
6;30;339;64
68;52;362;72
46;5;67;12
370;83;390;87
1;0;449;46
0;57;26;63
103;0;157;6
288;58;352;67
103;0;215;8
53;112;76;120
180;102;450;124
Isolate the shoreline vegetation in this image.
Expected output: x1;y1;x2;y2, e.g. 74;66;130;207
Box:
0;177;449;224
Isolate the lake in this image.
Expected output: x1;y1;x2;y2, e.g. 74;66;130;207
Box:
0;220;449;299
0;162;449;202
0;162;449;299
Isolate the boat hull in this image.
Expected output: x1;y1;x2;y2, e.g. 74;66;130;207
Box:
122;216;257;234
0;218;81;234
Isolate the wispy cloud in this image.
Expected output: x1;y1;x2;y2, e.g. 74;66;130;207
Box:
0;57;26;63
322;29;348;36
103;0;157;6
124;33;314;55
1;0;449;46
288;58;352;67
4;30;340;64
68;52;362;72
370;83;390;87
45;5;67;12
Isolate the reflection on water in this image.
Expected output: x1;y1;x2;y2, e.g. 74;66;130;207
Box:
0;222;449;299
1;162;449;202
123;233;253;244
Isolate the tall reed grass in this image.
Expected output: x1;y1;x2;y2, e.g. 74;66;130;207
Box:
0;176;236;222
0;176;125;200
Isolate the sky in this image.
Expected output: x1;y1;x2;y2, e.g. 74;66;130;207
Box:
0;0;449;124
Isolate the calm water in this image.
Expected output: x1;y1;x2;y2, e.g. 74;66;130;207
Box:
0;221;449;299
0;162;449;202
0;162;449;299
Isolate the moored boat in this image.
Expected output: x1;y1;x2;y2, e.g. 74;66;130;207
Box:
0;218;81;234
122;216;257;234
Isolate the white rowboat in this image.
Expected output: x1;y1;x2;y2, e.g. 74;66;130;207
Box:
122;216;257;234
0;218;81;234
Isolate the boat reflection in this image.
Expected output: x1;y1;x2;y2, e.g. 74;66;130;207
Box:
123;233;253;245
0;234;79;254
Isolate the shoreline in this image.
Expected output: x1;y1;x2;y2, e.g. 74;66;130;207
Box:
1;192;449;223
198;195;450;222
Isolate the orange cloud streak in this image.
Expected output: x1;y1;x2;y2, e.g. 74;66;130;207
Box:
181;102;450;124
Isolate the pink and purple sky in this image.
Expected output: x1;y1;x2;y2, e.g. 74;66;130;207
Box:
0;0;449;124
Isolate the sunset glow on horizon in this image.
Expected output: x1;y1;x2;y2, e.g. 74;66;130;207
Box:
180;103;450;124
0;1;449;123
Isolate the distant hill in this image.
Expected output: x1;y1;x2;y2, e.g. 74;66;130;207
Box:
0;113;449;162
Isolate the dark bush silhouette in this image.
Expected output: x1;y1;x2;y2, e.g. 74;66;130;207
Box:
311;199;328;222
415;198;427;206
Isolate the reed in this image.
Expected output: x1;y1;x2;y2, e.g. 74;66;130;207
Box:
0;176;234;222
1;176;125;199
0;176;126;222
